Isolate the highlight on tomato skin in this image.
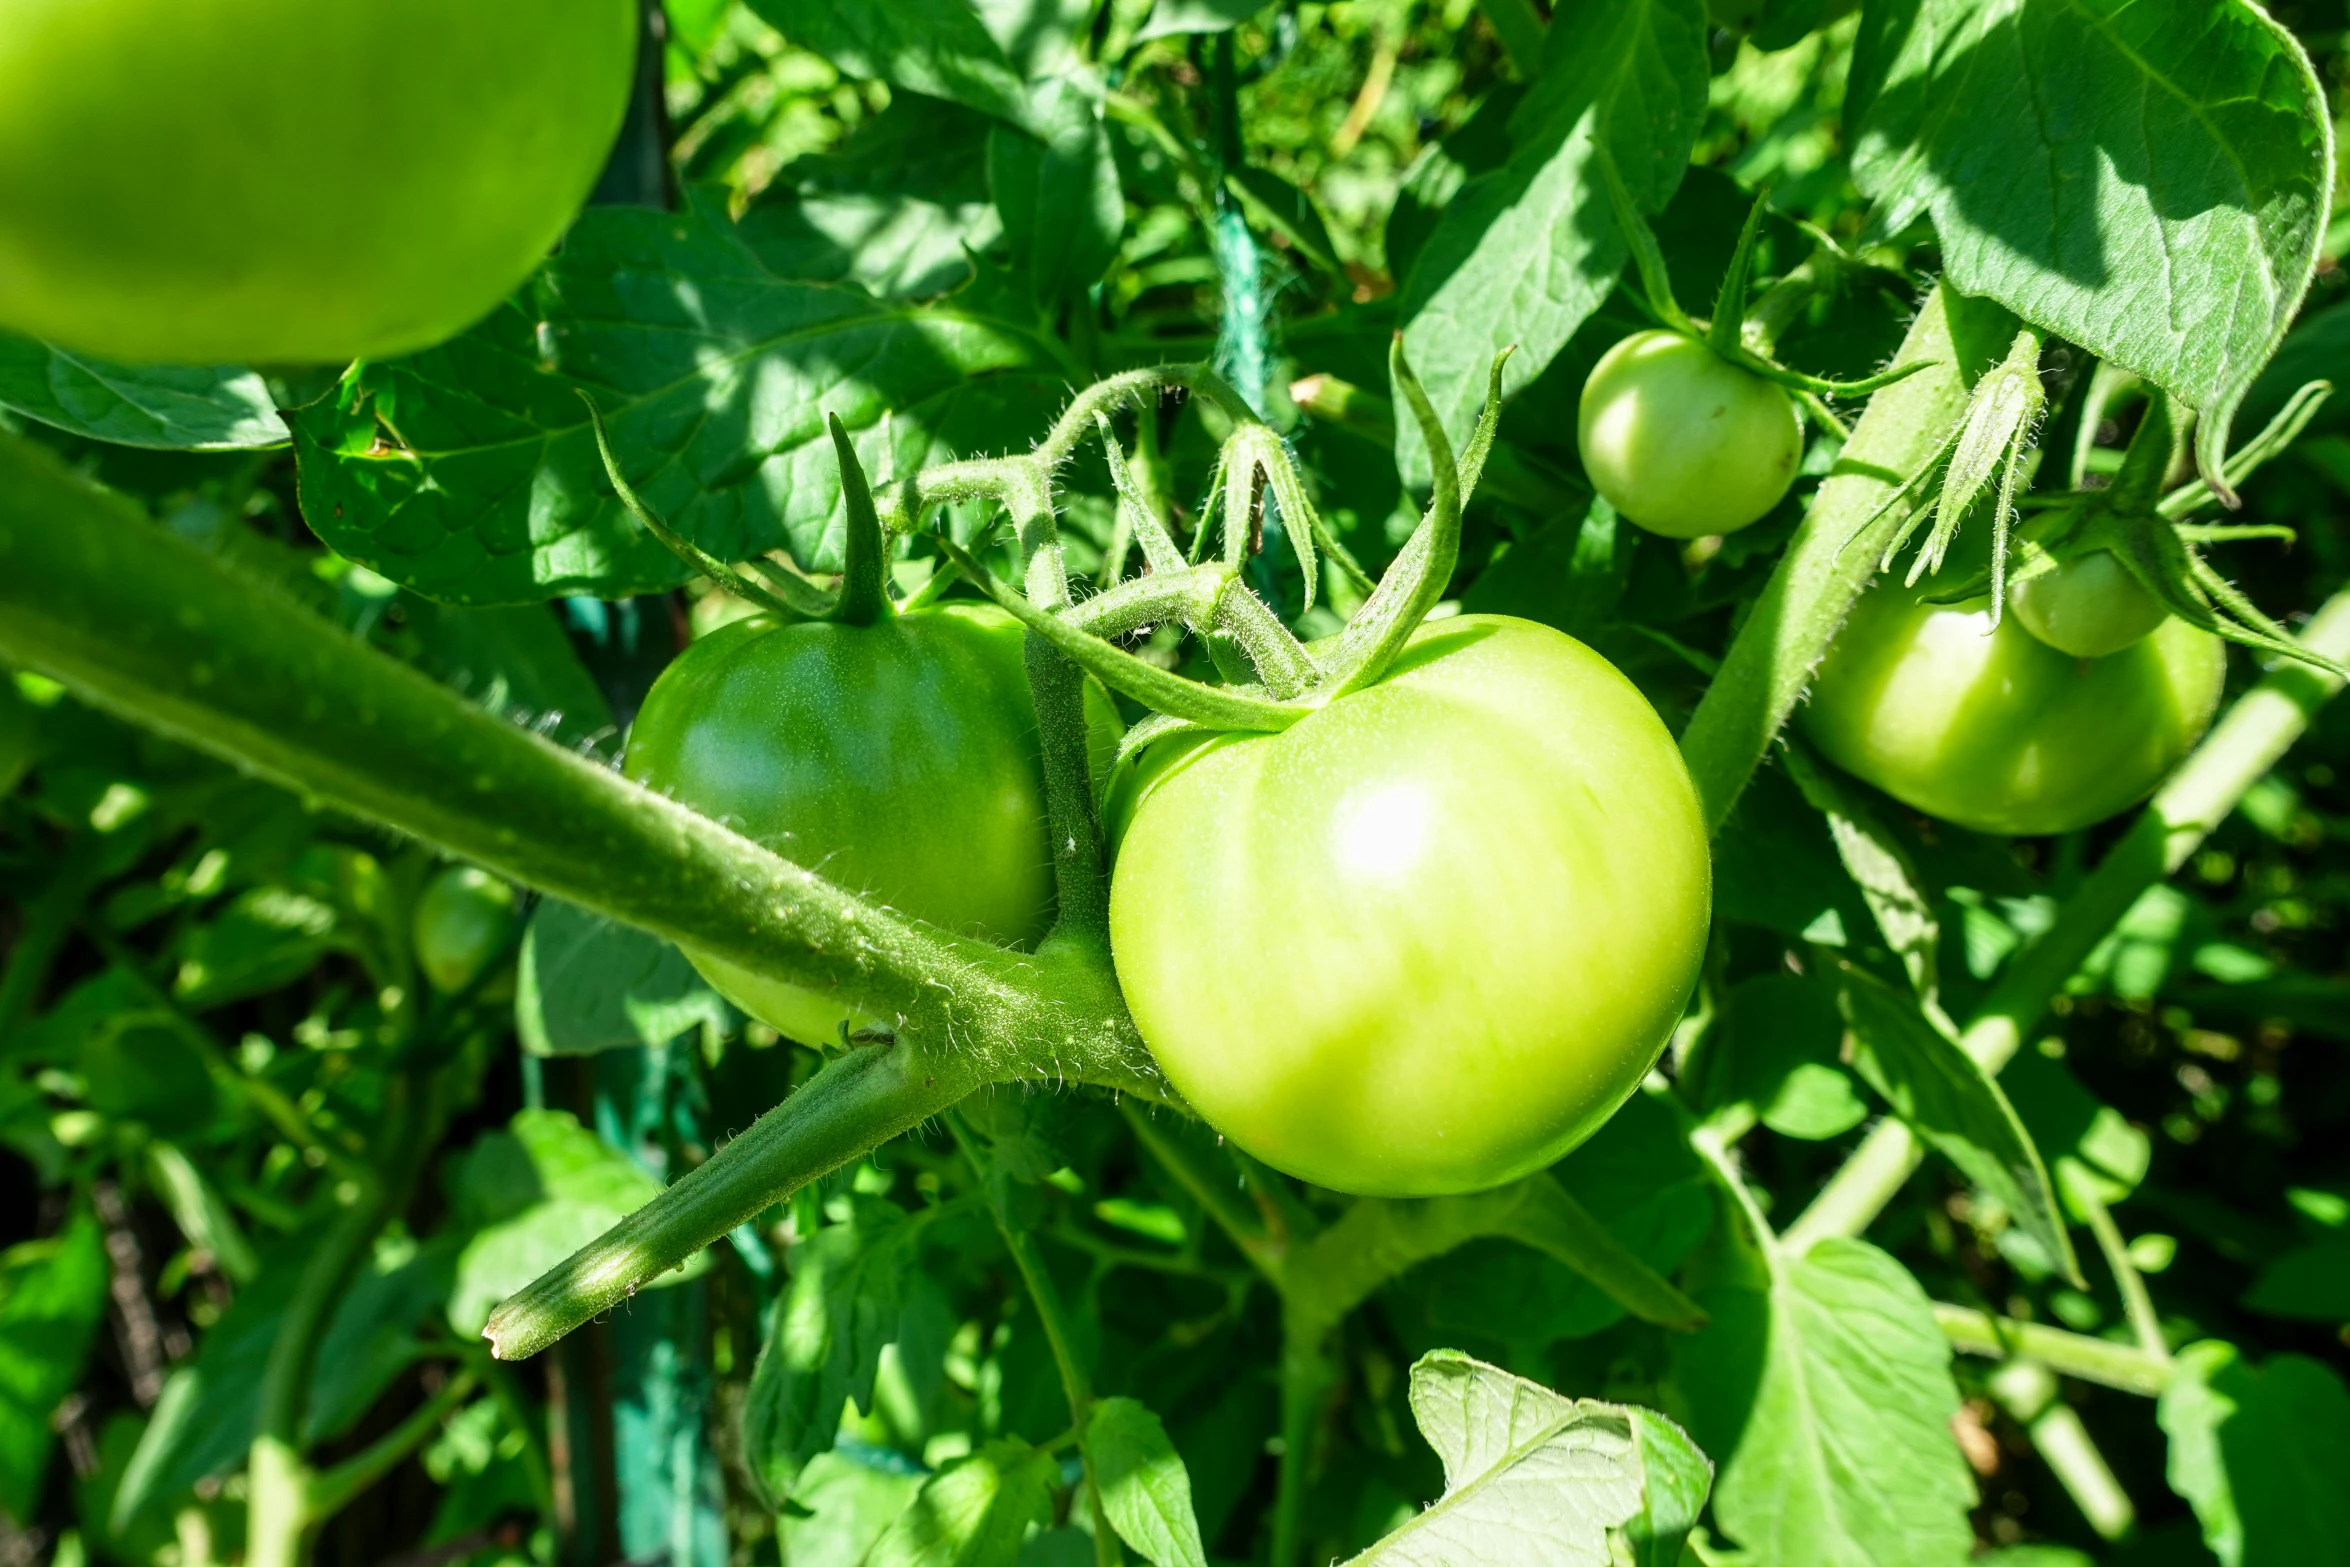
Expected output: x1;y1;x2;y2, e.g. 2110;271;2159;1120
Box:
1106;614;1713;1199
1577;329;1805;541
0;0;639;364
1801;579;2226;839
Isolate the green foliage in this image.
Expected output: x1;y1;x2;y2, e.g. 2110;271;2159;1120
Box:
1;2;2347;1565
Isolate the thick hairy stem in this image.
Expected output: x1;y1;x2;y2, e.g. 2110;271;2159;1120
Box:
1028;634;1114;943
1786;587;2350;1249
1679;286;2004;830
0;434;1154;1099
487;1044;980;1360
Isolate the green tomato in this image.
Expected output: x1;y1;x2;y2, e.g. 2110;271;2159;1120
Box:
2008;548;2171;658
625;604;1109;1045
0;0;636;364
1578;330;1804;539
1801;582;2226;837
1108;615;1711;1197
414;866;518;996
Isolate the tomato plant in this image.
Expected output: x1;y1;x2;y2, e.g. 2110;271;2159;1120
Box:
1578;329;1805;538
1802;581;2227;837
1109;615;1709;1195
0;0;636;363
2;4;2348;1567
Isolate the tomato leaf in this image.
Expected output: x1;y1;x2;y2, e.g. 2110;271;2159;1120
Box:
0;1212;107;1524
2158;1341;2350;1566
292;197;1069;605
515;899;732;1057
1393;0;1708;484
737;94;1004;300
988;79;1127;308
1083;1397;1210;1567
742;1196;926;1504
0;331;287;452
1346;1352;1691;1566
446;1111;705;1336
1850;0;2333;493
1838;967;2083;1285
1674;1237;1978;1567
865;1438;1057;1567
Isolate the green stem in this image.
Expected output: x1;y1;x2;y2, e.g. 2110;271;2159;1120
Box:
485;1043;978;1360
1933;1304;2172;1397
303;1369;481;1523
0;433;1158;1104
247;1070;433;1567
1678;286;1994;830
1270;1325;1337;1567
2077;1186;2171;1365
1118;1105;1276;1277
1787;586;2350;1247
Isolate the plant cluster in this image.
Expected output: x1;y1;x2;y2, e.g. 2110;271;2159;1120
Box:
0;2;2348;1567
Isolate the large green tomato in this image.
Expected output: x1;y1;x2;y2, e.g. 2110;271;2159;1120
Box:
1578;330;1804;539
413;866;519;996
626;605;1104;1045
0;0;636;364
1108;616;1711;1197
1802;582;2226;837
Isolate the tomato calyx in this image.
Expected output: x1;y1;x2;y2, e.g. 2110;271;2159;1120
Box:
1596;154;1937;432
1909;384;2346;675
940;338;1514;738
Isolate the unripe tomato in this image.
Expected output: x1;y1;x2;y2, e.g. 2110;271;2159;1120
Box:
626;606;1109;1045
1801;582;2225;837
1578;330;1804;539
0;0;636;365
414;866;518;996
2008;548;2170;659
1108;616;1711;1197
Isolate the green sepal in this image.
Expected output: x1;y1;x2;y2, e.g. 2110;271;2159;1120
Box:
1706;192;1771;358
1314;341;1501;699
1098;413;1188;578
582;393;803;620
937;539;1307;732
2160;379;2335;519
829;413;893;627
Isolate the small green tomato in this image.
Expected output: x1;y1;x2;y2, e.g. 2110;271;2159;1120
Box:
2008;549;2171;659
1578;330;1804;539
413;866;519;996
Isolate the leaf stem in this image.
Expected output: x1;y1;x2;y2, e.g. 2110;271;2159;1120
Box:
1678;286;1992;830
1932;1304;2172;1397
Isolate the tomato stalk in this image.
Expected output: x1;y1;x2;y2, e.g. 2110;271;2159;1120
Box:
1677;284;2014;829
1782;585;2350;1251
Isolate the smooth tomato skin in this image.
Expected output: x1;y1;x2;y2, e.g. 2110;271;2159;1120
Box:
0;0;636;364
1108;615;1711;1197
626;605;1099;1044
1578;330;1804;539
2008;549;2171;659
413;866;518;995
1801;583;2226;837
